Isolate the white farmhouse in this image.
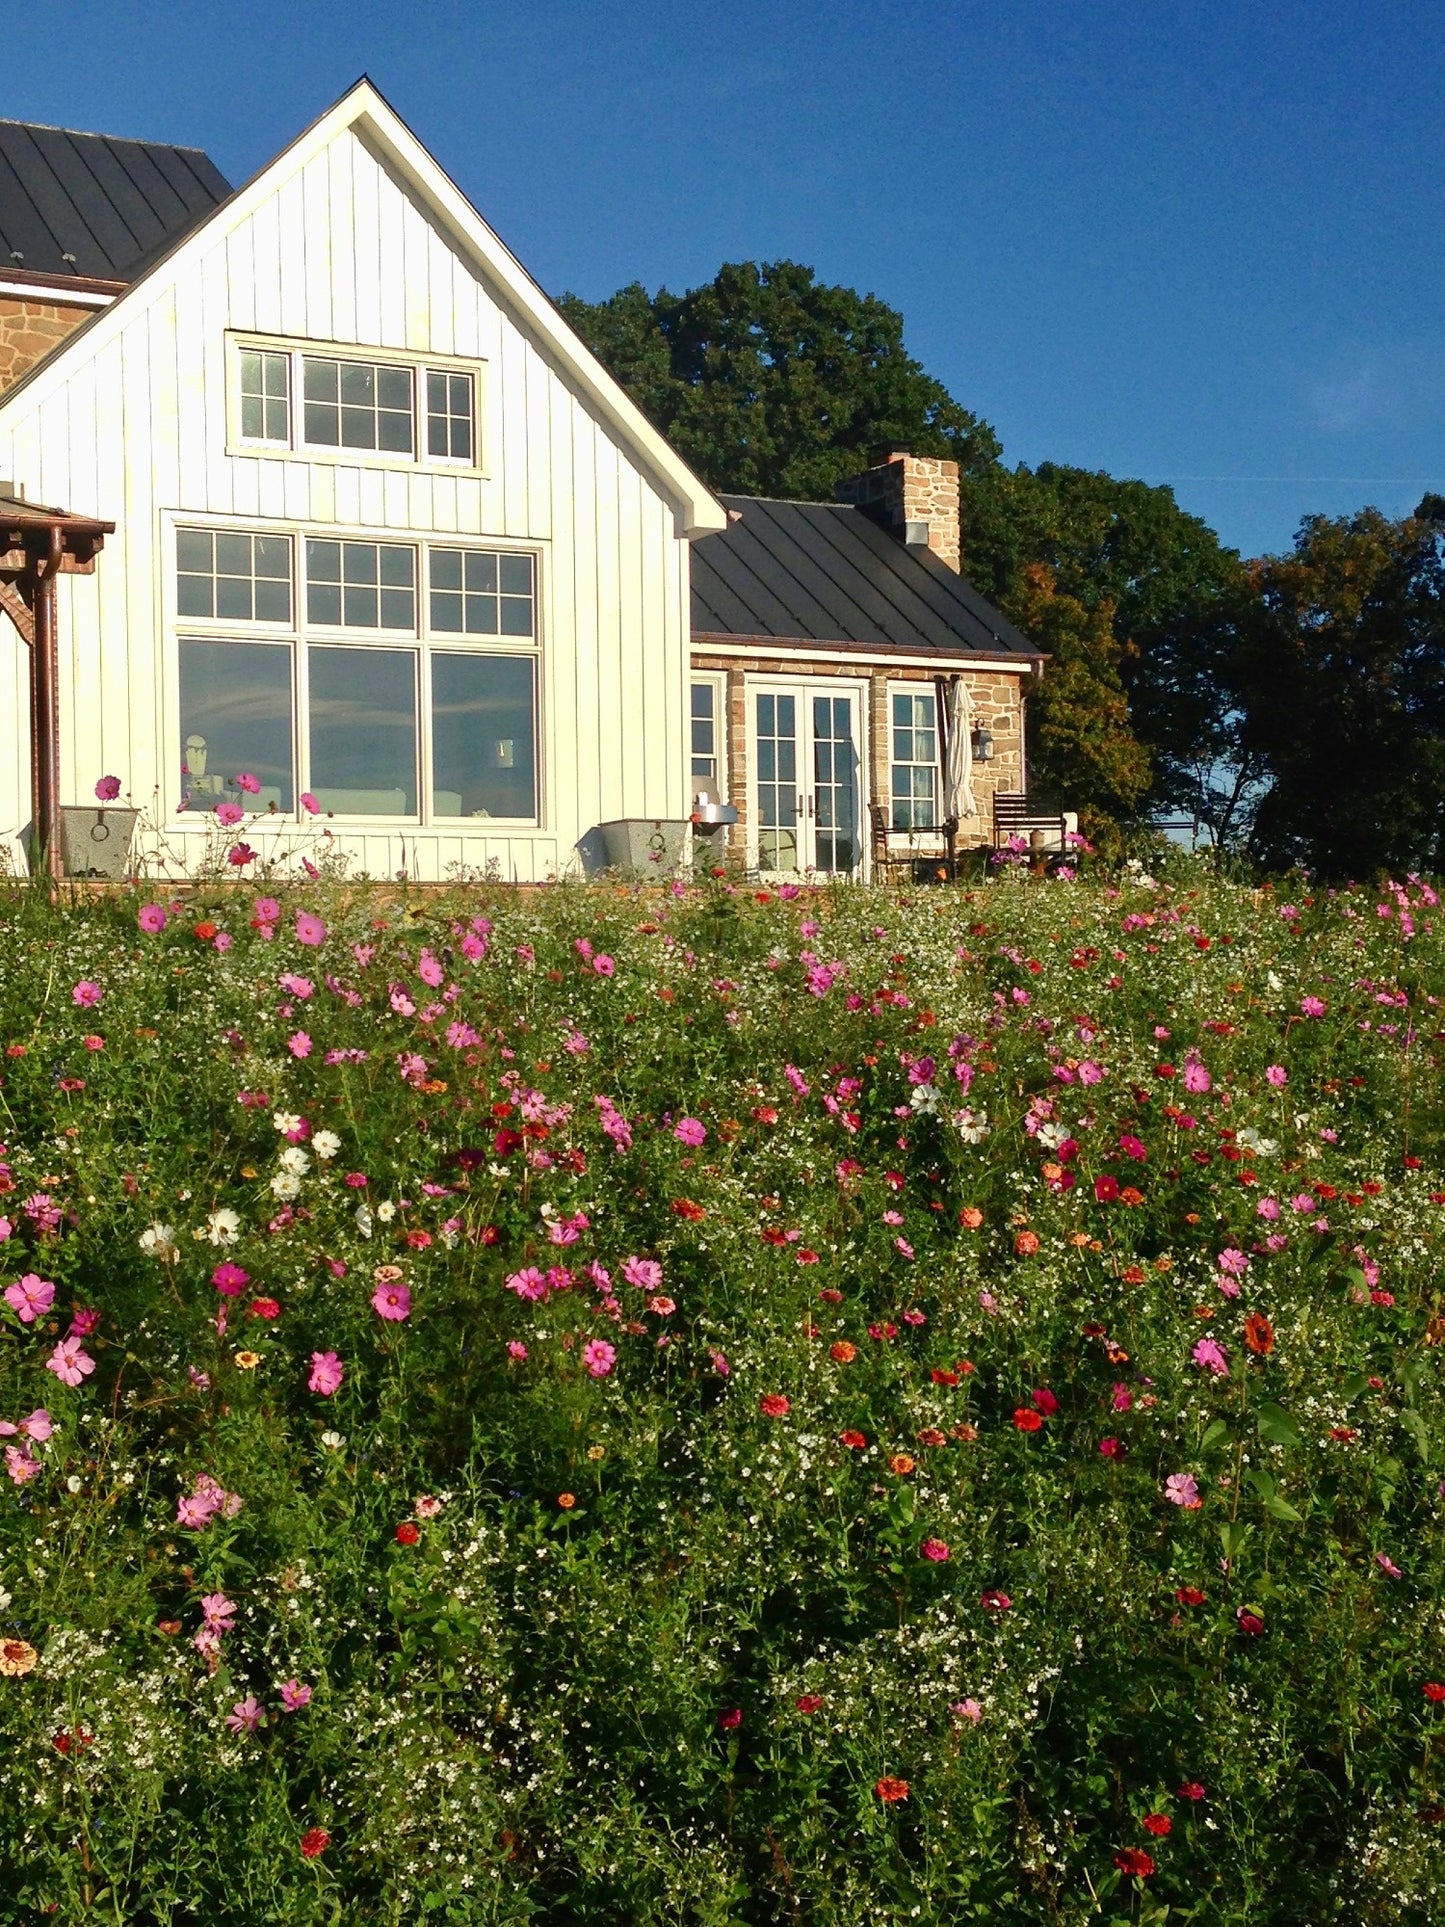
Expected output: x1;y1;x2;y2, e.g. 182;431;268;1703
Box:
0;81;1044;886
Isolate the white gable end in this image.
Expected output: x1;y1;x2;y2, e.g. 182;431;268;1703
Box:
0;84;724;880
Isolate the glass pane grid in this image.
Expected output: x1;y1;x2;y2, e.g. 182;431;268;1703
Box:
301;355;414;456
307;540;416;633
428;548;533;637
177;527;293;625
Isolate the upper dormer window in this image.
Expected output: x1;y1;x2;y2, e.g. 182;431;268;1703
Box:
229;335;483;471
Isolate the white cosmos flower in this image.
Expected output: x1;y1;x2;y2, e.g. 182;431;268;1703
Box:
206;1208;241;1247
270;1172;302;1200
1237;1127;1278;1157
1036;1119;1068;1150
320;1431;344;1451
909;1083;940;1114
376;1201;396;1223
311;1130;341;1161
278;1146;311;1175
272;1111;303;1136
140;1222;178;1260
952;1109;990;1145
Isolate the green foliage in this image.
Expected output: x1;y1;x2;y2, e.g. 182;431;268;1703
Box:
3;872;1444;1923
558;260;1000;500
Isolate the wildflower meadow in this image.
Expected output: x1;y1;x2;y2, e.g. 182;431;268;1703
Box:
1;862;1443;1922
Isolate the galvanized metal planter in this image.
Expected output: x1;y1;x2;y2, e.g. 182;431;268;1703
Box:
59;806;139;880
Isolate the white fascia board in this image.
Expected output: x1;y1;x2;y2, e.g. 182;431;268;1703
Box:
689;639;1035;675
0;79;728;539
0;280;114;309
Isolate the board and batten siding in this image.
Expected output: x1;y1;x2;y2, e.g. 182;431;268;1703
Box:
0;121;696;881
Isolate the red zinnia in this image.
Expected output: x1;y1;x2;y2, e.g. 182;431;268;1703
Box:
1012;1407;1044;1432
1142;1812;1172;1836
1424;1683;1445;1703
299;1827;330;1859
394;1521;420;1546
874;1776;910;1804
1243;1311;1274;1355
839;1429;867;1450
1175;1587;1207;1607
1113;1847;1156;1877
795;1695;823;1714
759;1394;791;1418
1177;1781;1207;1801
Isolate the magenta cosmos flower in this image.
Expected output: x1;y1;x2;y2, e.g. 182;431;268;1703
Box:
46;1337;95;1386
1190;1337;1229;1377
137;903;168;934
371;1281;411;1322
200;1591;236;1634
295;910;327;948
94;774;121;801
674;1117;707;1146
4;1274;55;1323
308;1351;344;1395
71;980;102;1008
234;771;261;795
581;1338;616;1378
278;1677;312;1712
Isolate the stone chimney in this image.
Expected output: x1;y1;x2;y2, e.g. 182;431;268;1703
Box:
835;447;961;573
0;296;92;393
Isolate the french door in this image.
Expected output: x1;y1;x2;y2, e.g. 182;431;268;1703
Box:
751;682;863;877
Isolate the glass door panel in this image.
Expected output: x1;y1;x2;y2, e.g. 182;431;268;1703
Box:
755;691;800;872
812;694;859;874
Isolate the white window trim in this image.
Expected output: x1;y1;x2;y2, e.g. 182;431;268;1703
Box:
689;670;728;800
161;511;545;833
886;679;944;844
225;332;489;477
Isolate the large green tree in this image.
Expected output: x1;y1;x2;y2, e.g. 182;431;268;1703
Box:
1237;502;1445;877
558;260;1000;500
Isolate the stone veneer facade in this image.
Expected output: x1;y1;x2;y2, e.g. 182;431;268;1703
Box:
0;298;93;393
693;646;1029;872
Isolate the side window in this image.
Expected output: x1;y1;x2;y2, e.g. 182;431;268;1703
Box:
890;689;938;830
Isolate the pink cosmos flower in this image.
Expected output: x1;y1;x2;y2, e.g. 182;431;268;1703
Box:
215;801;244;827
1190;1337;1229;1378
46;1338;96;1387
226;1694;264;1734
295;911;327;948
1257;1196;1281;1221
278;1678;313;1711
674;1118;707;1146
234;772;261;795
1165;1472;1202;1508
1182;1057;1211;1094
287;1031;312;1059
5;1273;55;1323
505;1267;549;1302
919;1537;951;1563
507;1340;529;1360
951;1697;983;1723
201;1592;236;1634
17;1409;51;1441
5;1446;41;1484
1111;1383;1133;1412
308;1351;344;1395
138;903;168;935
582;1338;616;1378
94;774;121;801
1301;996;1326;1017
300;792;320;815
1375;1551;1403;1579
592;954;615;976
371;1281;411;1322
1265;1065;1288;1087
71;980;102;1008
621;1256;662;1291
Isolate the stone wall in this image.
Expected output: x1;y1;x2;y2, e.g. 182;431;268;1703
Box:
698;649;1028;870
0;298;91;392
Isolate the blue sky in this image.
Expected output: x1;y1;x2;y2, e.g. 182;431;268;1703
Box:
9;0;1441;558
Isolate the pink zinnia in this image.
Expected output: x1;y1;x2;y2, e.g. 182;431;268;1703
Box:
371;1281;411;1322
674;1118;707;1146
295;911;327;948
308;1351;344;1395
212;1262;249;1297
1301;996;1326;1017
46;1337;95;1387
919;1537;950;1563
137;904;168;934
581;1338;616;1378
71;980;102;1008
1265;1065;1288;1087
4;1273;55;1323
226;1694;264;1733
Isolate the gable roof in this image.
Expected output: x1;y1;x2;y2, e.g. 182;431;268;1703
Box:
692;494;1040;660
0;82;726;538
0;118;230;284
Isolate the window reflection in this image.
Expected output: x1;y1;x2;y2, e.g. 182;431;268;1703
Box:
431;655;536;818
308;647;417;815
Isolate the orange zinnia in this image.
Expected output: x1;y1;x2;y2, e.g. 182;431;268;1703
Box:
888;1453;917;1476
1244;1312;1275;1355
830;1341;858;1364
875;1776;910;1804
0;1638;37;1677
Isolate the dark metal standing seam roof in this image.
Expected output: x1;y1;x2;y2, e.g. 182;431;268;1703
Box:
692;494;1039;660
0;120;231;283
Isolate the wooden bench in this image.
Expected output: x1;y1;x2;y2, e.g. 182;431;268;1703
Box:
992;793;1072;852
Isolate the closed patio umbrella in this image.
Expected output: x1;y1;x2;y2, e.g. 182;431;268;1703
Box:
943;677;978;823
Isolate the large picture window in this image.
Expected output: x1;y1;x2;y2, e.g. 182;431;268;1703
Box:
175;526;540;825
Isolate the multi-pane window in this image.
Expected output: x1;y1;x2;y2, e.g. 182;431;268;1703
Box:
306;540;416;631
691;681;719;784
177;528;292;623
239;350;290;443
176;527;539;823
428;549;534;636
890;689;938;830
301;356;415;454
426;371;474;462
